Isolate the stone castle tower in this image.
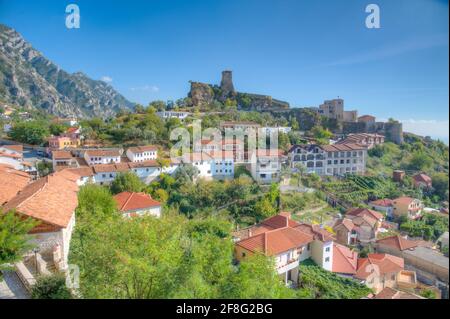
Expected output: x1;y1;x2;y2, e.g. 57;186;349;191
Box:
220;70;236;101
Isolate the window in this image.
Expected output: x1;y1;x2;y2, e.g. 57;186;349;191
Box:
242;252;246;257
325;257;330;262
325;247;330;252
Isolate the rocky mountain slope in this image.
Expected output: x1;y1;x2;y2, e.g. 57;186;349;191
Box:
0;24;135;118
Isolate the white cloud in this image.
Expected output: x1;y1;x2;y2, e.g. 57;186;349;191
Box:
130;85;160;93
101;76;113;83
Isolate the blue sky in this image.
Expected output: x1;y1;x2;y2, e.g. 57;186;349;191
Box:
0;0;448;141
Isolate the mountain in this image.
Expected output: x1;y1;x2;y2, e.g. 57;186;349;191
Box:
0;24;135;118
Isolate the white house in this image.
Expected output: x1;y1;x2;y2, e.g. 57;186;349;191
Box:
289;143;367;176
83;149;122;166
156;111;191;121
1;171;79;271
370;199;394;219
249;149;283;184
126;145;158;162
261;126;292;135
114;191;162;218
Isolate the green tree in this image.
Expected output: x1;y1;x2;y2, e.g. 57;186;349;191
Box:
223;254;295;298
408;152;432;171
0;211;37;274
110;172;146;194
431;172;449;201
8;121;50;145
31;274;73;299
311;126;333;145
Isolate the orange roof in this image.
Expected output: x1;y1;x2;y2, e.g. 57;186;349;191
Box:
66;127;79;134
236;227;313;256
1;172;78;229
334;218;355;232
0;166;30;205
321;143;367;152
332;243;358;275
52;150;73;159
293;223;335;242
0;151;22;159
1;145;23;153
114;192;161;212
370;199;393;207
261;214;300;229
413;173;432;184
66;167;95;177
355;254;404;280
346;208;383;221
127;145;158;153
374;287;423;299
393;196;417;205
376;235;418;251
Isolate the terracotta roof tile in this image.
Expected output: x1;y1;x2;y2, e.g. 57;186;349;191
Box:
346;208;383;221
127;145;158;153
0;167;30;205
85;149;122;157
332;243;358;274
236;227;313;256
376;235;418;251
1;172;78;229
114;192;161;212
355;254;404;280
370;199;393;207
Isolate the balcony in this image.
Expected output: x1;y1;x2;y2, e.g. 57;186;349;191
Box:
276;258;299;274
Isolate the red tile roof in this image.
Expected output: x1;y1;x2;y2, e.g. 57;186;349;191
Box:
393;196;417;205
0;166;30;205
374;287;424;299
52;150;73;159
370;199;393;207
1;172;78;229
293;223;335;242
376;235;418;251
332;243;358;275
333;218;355;232
355;254;404;280
346;208;383;221
127;145;158;153
413;173;432;184
236;227;313;256
321;143;367;152
114;192;161;212
1;145;23;153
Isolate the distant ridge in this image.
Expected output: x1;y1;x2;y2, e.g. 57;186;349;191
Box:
0;24;135;118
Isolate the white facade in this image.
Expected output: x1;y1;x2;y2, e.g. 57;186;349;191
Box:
29;213;75;271
84;152;121;166
250;152;281;184
156;111;191;121
122;206;161;218
289;144;367;176
261;127;292;135
126;148;158;162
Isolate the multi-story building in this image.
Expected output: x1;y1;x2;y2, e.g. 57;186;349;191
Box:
233;213;336;284
289;143;367;176
392;197;423;220
318;99;358;122
126;145;158;162
249;149;283;184
83;149;122;166
220;121;261;133
48;136;80;150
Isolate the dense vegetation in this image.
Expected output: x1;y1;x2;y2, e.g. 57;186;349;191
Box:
31;274;73;299
0;211;36;278
399;213;449;241
298;259;372;299
367;136;448;203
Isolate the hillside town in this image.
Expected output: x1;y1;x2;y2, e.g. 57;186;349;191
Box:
1;69;449;299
